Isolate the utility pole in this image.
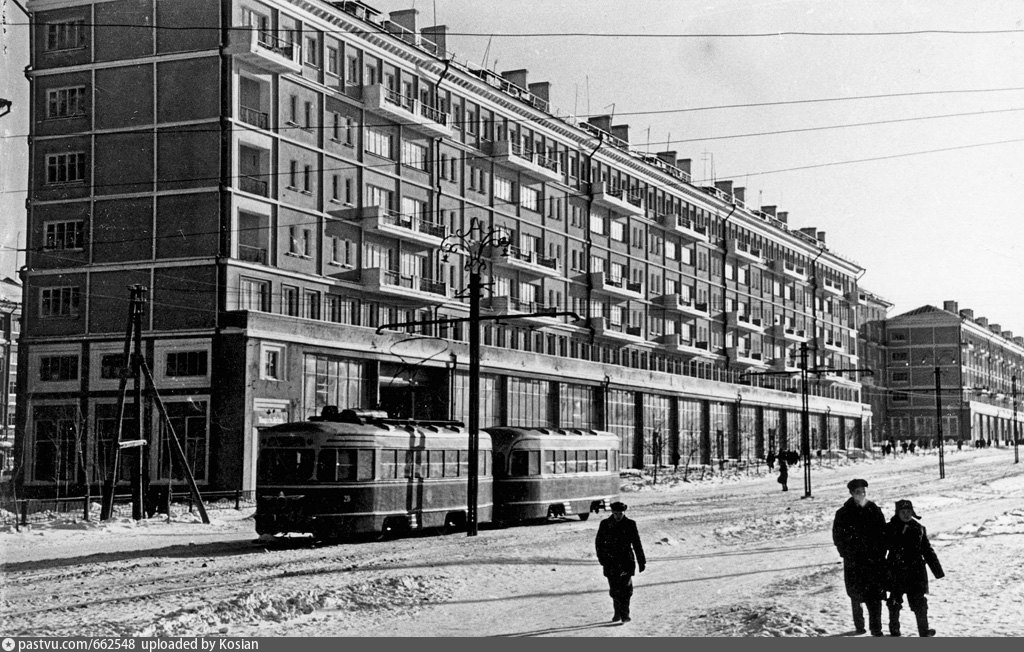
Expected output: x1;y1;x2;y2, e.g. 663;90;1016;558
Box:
800;342;811;497
934;366;946;479
1013;375;1019;464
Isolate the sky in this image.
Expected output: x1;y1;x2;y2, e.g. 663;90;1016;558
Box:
1;0;1023;328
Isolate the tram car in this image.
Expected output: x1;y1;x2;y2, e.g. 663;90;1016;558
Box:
255;408;493;539
255;407;621;539
489;427;620;523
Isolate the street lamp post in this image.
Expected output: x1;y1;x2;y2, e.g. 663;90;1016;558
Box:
934;366;946;479
441;218;509;537
1013;375;1019;464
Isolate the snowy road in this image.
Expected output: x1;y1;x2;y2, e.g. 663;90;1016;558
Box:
2;447;1023;637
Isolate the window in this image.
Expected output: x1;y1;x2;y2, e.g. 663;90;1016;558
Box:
303;101;313;130
304;35;319;67
262;344;285;380
520;186;540;212
45;152;85;184
589;213;605;235
288;95;298;124
366;184;393;210
610;221;625;242
240;278;269;312
165;351;208;377
288;226;311;256
46;87;86;119
891;351;909;362
44;221;83;250
330;237;354;267
302;164;312;193
331;113;341;141
493;176;513;202
891;371;909;382
330;174;340;201
316;449;356;481
401;140;428;171
45;19;86;51
304;290;321;320
282;286;299;316
39;355;78;381
365;127;393;158
326;46;339;75
288;160;298;188
40;287;80;317
99;353;125;380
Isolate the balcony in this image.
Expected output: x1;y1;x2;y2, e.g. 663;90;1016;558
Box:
237;244;267;264
490;140;562;183
655;294;710;320
238;105;270;130
492;245;562;277
587;272;644;301
727;347;768;368
768;324;808;342
238;174;269;197
224;29;302;75
819;369;861;386
816;273;844;296
771;259;808;281
332;205;446;249
727;239;764;265
486;296;561;327
657;333;717;358
363;84;452;139
727;311;764;333
770;357;802;373
845;291;862;306
666;215;710;243
362;268;448;304
591;182;644;218
587;317;645;343
817;336;844;353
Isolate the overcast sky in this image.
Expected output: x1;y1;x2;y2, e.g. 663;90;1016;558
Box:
2;0;1023;330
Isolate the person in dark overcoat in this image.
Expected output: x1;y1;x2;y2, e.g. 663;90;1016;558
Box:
766;450;776;471
777;456;789;491
832;478;887;636
885;499;944;637
595;501;646;623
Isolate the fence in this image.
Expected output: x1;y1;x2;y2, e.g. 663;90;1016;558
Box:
0;489;257;526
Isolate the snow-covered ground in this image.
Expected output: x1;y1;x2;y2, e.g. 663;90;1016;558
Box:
2;446;1023;637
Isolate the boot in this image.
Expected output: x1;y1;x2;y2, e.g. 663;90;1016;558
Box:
611;598;622;622
888;604;902;637
851;601;866;634
866;600;884;636
915;609;935;637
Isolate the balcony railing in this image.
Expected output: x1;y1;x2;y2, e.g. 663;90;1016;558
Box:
364;84;451;137
225;29;302;75
503;246;560;271
380;211;446;239
380;270;447;297
239;175;269;197
256;31;293;58
239;105;269;130
238;244;267;264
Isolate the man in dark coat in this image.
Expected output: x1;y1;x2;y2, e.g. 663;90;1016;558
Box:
766;450;776;471
777;456;789;491
832;478;887;636
885;499;944;637
595;501;646;623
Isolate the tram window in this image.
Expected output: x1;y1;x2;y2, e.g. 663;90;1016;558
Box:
597;450;608;472
406;450;424;478
510;451;529;476
565;451;577;473
444;449;459;477
427;450;444;478
544;450;555;474
458;450;469;477
479;450;488;476
381;449;400;479
358;449;375;481
317;449;356;481
555;450;566;474
258;449;315;482
527;451;540;475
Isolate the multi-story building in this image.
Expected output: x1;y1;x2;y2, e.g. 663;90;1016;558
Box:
852;287;892;446
0;277;20;479
18;0;872;495
884;300;1024;446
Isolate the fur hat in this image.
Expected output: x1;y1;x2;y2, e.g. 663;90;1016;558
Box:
847;478;868;491
609;501;627;512
895;499;921;519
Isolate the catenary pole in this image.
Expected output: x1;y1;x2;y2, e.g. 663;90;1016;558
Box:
934;366;945;479
1013;376;1019;464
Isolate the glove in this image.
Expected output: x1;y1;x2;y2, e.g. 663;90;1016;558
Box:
638;563;646;573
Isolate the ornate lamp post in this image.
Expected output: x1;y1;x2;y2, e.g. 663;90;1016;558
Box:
441;218;509;536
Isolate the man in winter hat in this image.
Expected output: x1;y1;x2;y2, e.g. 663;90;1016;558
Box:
885;499;944;637
595;501;646;623
832;479;887;636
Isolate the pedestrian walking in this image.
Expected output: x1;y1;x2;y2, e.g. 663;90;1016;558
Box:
766;450;776;471
777;456;789;491
595;501;646;623
901;441;909;454
885;499;944;637
832;478;887;636
909;442;916;454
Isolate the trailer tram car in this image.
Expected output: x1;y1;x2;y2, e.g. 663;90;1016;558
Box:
488;427;620;523
255;408;493;538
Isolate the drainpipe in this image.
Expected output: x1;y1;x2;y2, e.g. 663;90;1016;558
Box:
718;204;737;364
433;58;453;327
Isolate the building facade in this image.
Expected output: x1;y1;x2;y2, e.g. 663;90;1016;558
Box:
0;277;20;479
19;0;872;494
853;287;892;447
884;301;1024;447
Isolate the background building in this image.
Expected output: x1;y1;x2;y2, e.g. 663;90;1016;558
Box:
18;0;871;495
884;300;1024;447
853;287;892;447
0;277;20;480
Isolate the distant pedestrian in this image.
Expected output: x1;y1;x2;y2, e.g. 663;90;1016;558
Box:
885;500;944;637
786;449;800;466
777;457;789;492
901;441;909;454
832;478;887;636
595;501;646;624
766;451;776;471
909;442;916;454
957;439;963;451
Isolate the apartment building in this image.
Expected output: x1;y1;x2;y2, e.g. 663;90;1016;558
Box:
19;0;872;494
0;277;19;479
852;288;892;446
884;301;1024;446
